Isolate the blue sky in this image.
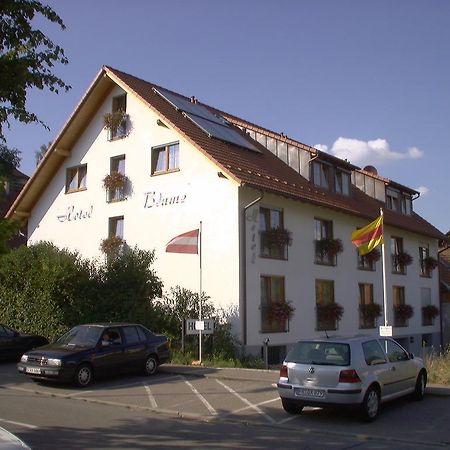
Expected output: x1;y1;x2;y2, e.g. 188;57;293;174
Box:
5;0;450;233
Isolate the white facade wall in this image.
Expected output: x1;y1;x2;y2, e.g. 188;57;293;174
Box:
242;190;440;353
26;85;440;357
28;86;241;310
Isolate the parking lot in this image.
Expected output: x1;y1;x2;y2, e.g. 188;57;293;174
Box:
1;362;450;448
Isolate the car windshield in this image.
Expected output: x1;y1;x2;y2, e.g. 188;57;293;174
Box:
286;341;350;366
56;325;103;347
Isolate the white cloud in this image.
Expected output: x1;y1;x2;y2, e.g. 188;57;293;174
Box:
313;144;328;152
313;137;424;167
408;147;424;159
415;186;430;196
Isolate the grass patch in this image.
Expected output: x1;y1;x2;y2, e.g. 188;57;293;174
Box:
172;350;450;385
425;348;450;385
170;350;266;369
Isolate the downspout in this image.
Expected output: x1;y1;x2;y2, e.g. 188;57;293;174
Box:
438;242;450;349
241;188;264;349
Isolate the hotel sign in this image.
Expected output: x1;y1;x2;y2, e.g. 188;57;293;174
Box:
185;319;215;335
57;205;93;222
144;191;187;209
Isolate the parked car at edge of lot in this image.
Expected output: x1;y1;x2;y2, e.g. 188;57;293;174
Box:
0;425;31;449
277;335;427;421
17;323;170;387
0;324;48;361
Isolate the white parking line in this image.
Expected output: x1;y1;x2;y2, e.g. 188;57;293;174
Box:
215;379;276;424
276;406;322;425
182;378;217;415
0;418;37;429
144;384;157;409
65;390;93;397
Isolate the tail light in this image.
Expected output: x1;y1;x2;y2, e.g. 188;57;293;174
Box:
279;364;288;378
339;369;361;383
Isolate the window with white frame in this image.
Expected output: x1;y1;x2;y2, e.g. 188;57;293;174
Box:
109;216;124;239
314;218;337;265
391;236;406;274
315;279;336;330
386;187;412;215
358;283;377;329
335;169;350;196
106;155;126;202
151;142;180;175
419;245;431;277
108;94;128;140
66;164;87;193
260;275;287;333
259;207;287;259
312;161;332;190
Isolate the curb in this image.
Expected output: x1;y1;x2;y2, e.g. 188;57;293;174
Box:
426;384;450;396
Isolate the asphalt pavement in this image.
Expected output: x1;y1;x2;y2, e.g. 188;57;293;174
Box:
160;363;450;396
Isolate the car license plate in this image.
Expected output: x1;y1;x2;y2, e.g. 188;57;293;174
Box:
25;367;42;375
294;387;325;398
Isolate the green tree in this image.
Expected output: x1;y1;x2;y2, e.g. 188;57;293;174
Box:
0;243;164;341
95;246;163;324
0;143;20;180
0;0;70;140
0;143;21;254
35;141;51;166
157;286;214;340
0;242;99;341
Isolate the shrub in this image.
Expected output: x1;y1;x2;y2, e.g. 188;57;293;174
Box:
0;243;163;341
0;242;98;341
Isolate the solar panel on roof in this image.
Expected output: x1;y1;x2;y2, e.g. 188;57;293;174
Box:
153;87;260;153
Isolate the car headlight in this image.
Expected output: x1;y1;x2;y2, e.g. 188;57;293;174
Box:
47;358;62;367
20;355;28;363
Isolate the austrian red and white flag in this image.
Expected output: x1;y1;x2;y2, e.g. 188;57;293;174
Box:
166;229;199;254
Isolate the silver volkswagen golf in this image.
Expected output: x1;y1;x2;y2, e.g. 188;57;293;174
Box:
277;336;427;421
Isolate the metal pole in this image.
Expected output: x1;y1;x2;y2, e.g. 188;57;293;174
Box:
199;221;202;363
380;209;388;327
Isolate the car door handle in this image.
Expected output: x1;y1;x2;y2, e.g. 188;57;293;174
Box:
391;366;396;371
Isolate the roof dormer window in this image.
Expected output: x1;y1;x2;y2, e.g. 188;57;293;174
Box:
386;188;412;215
335;169;350;196
312;161;350;196
312;161;332;190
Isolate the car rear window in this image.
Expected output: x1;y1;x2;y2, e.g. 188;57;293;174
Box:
286;341;350;366
123;326;141;344
362;340;387;365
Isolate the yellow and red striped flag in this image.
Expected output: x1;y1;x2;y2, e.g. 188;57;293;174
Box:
351;215;383;256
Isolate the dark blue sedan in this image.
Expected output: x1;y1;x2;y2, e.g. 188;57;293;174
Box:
0;324;48;361
17;323;170;387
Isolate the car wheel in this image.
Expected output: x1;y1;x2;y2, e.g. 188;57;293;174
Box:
144;355;159;376
360;385;380;422
74;364;93;387
281;398;304;414
413;370;427;401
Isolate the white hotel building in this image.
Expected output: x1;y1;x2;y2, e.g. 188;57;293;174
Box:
8;67;444;362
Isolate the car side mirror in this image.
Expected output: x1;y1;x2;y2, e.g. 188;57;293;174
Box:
408;352;414;360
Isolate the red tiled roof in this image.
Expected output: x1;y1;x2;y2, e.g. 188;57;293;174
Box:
106;66;443;240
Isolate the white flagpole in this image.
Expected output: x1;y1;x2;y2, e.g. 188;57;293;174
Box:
199;221;202;363
380;208;388;327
